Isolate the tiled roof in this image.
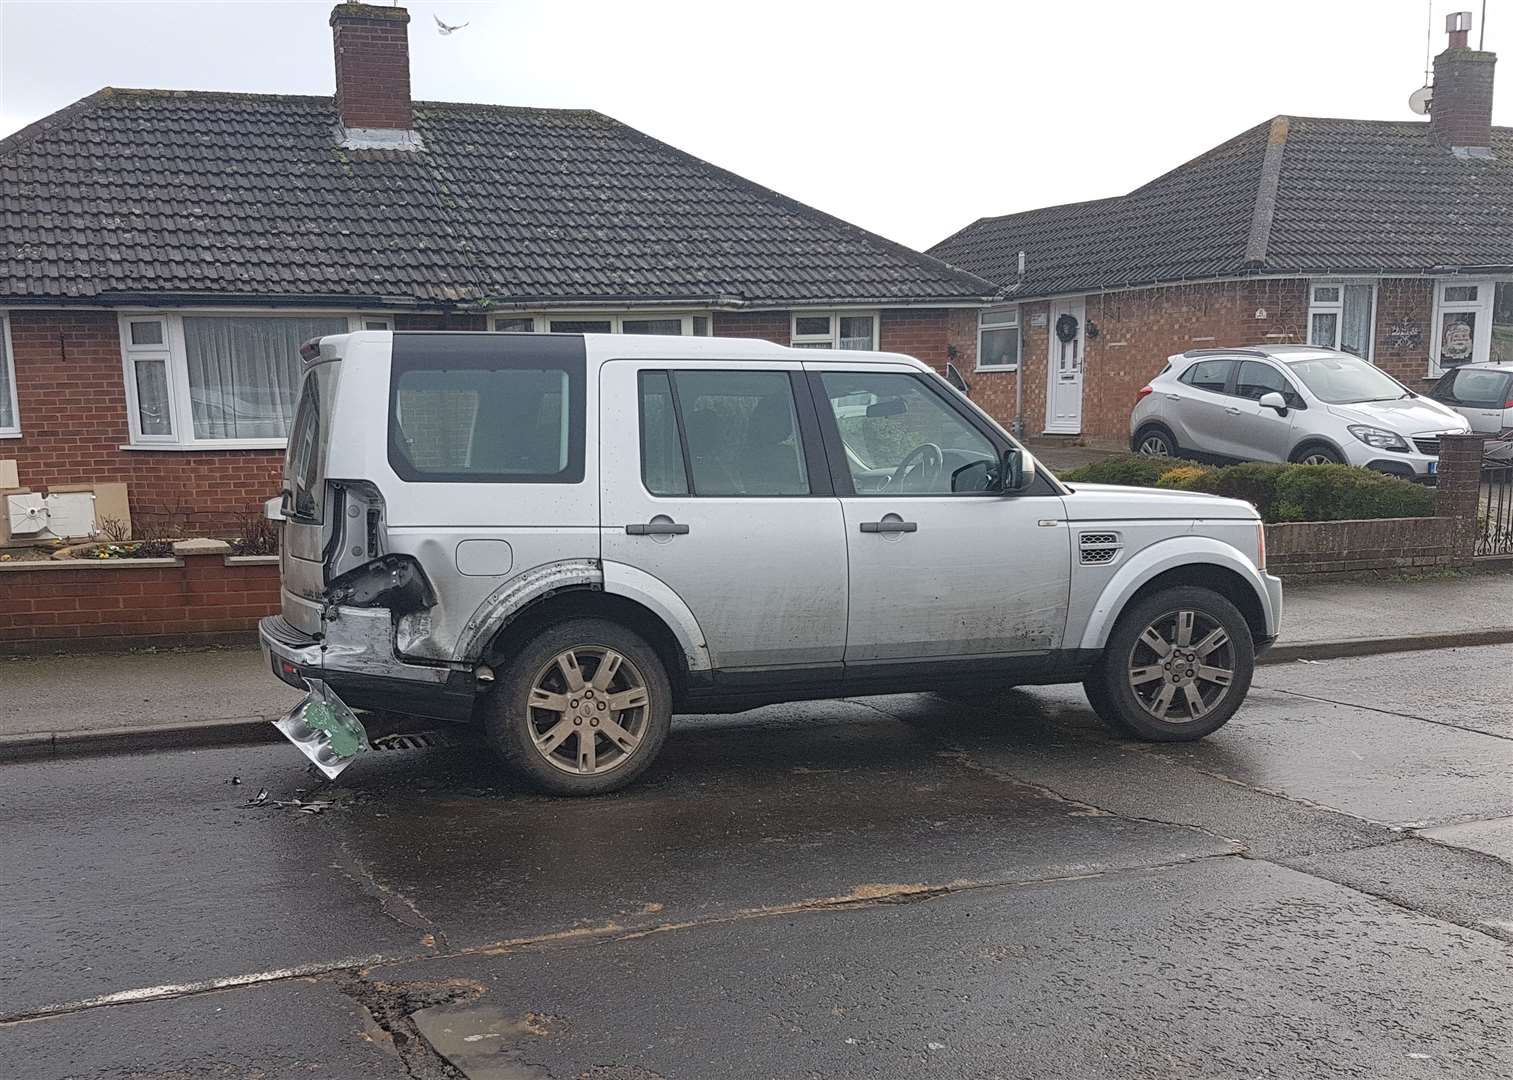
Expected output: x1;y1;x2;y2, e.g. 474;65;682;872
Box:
929;115;1513;298
0;88;995;306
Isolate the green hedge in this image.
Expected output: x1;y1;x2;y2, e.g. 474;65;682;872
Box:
1057;455;1436;524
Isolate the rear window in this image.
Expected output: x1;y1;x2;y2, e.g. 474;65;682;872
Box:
284;364;337;523
1433;368;1513;409
1180;358;1234;393
388;334;586;483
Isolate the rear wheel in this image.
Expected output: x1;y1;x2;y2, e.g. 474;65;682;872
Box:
1134;426;1177;458
484;618;672;795
1085;586;1254;741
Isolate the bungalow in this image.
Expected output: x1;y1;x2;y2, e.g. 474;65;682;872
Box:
930;18;1513;446
0;2;994;531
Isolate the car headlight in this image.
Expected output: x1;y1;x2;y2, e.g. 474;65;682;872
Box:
1348;425;1409;451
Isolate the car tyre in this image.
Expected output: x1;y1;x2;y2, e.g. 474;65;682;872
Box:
484;618;672;795
1134;425;1178;458
1086;586;1254;741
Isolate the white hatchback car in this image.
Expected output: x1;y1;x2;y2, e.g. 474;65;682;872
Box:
262;331;1281;794
1131;345;1470;480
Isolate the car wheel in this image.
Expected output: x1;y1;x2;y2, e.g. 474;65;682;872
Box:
484;618;672;795
1134;426;1177;458
1087;586;1254;741
1292;444;1343;466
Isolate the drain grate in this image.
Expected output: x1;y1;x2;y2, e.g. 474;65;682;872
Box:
369;730;459;753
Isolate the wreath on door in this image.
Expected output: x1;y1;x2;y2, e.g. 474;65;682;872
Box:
1055;314;1080;343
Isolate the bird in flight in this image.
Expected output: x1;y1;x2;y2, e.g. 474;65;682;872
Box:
434;14;469;35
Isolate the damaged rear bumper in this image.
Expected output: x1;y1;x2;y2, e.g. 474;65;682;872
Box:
258;612;479;723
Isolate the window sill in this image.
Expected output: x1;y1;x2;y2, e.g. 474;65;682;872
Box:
0;431;20;439
974;365;1019;373
119;441;287;452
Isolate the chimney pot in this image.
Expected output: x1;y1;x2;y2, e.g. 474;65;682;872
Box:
330;2;418;146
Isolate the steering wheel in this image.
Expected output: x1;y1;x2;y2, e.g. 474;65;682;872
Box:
891;442;944;493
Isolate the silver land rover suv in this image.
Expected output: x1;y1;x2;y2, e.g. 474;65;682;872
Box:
261;331;1282;794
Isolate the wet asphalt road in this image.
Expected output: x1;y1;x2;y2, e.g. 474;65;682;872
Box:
3;646;1512;1079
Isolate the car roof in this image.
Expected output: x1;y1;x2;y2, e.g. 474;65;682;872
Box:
321;330;926;369
1173;344;1354;364
1439;360;1513;372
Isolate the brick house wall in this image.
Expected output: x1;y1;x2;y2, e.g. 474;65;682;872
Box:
992;277;1445;446
4;309;283;534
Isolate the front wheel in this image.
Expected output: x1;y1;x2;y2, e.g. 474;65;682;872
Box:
1292;444;1343;466
1084;586;1254;741
484;618;672;795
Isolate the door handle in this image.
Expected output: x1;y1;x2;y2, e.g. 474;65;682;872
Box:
1224;406;1242;415
625;521;690;536
859;520;918;534
1164;394;1181;401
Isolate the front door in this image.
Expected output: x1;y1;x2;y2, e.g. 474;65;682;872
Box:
1045;296;1085;434
809;363;1071;668
598;359;848;672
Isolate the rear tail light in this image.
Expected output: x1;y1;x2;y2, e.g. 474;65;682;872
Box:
1503;399;1513;408
1136;385;1154;401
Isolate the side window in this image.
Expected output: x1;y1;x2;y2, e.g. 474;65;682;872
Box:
1179;358;1234;394
1440;368;1512;408
389;337;585;483
643;370;810;497
638;371;689;496
818;372;998;495
1234;361;1301;407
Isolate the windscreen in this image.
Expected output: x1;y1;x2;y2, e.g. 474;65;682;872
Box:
1285;354;1409;405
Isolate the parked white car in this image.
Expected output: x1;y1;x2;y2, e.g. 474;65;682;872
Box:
262;331;1281;794
1131;345;1470;480
1428;361;1513;436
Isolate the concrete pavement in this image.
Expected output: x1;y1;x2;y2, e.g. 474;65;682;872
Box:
4;646;1512;1077
4;570;1513;757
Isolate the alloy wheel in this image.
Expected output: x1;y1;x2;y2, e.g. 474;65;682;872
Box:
1138;435;1171;457
527;646;651;775
1125;609;1236;723
1300;452;1336;465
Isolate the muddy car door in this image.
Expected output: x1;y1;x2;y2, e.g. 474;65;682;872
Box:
598;358;848;681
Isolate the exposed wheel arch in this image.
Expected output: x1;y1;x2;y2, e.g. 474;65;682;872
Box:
1288;438;1345;465
1115;564;1267;647
1132;422;1179;457
481;588;692;704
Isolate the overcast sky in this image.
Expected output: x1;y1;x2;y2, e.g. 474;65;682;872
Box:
2;0;1509;251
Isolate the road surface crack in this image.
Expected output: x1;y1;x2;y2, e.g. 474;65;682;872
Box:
1255;686;1513;743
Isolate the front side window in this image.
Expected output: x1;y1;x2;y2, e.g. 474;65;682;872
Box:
389;339;585;483
1179;358;1234;394
1308;282;1374;360
1234;360;1302;407
0;315;19;435
819;371;997;495
977;306;1020;371
1285;353;1409;405
790;311;878;351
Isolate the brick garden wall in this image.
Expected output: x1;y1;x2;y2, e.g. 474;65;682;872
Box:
1264;516;1461;576
0;553;279;654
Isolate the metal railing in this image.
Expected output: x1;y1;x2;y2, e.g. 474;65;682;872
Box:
1479;445;1513;557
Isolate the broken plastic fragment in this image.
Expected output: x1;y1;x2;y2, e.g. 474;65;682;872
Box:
273;678;369;779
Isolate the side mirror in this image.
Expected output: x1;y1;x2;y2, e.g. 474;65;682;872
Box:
1002;447;1035;493
1259;391;1289;415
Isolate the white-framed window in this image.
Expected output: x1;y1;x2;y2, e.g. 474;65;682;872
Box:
491;312;709;335
118;312;385;449
789;311;879;350
1307;281;1375;361
976;305;1020;371
1431;279;1513;375
0;313;19;437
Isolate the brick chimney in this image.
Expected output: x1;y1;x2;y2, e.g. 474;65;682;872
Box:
1430;11;1497;155
330;3;420;147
